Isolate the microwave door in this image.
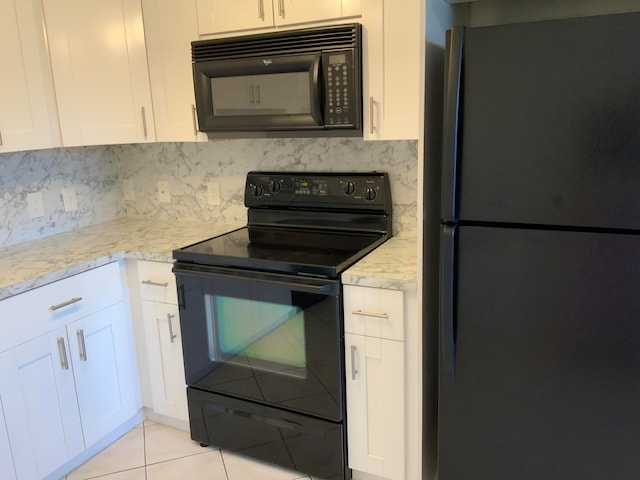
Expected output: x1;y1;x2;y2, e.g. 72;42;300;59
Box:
194;54;323;131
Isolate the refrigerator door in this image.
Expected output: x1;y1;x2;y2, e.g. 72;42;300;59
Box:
450;14;640;229
439;225;640;480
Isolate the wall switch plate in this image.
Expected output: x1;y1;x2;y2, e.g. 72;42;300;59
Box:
207;182;221;206
27;191;44;218
62;187;78;212
122;179;135;200
157;181;171;203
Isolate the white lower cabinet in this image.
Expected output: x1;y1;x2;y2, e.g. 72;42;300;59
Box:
134;260;188;424
0;395;17;480
0;262;139;480
344;285;406;480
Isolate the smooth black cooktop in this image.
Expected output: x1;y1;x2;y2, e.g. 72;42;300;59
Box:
173;226;387;279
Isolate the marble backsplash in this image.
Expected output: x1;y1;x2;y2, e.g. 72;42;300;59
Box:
0;138;417;248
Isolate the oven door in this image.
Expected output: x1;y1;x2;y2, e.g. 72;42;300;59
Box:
173;264;344;421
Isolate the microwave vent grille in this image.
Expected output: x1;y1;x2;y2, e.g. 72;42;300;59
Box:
192;24;360;62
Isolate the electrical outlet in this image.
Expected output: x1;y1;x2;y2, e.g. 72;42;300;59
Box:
62;187;78;212
27;191;44;218
157;181;171;203
207;182;221;206
122;179;135;201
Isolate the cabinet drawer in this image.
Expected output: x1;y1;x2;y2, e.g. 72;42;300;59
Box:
343;285;404;341
137;261;177;304
0;262;123;352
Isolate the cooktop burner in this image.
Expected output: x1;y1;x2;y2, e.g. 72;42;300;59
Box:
173;171;392;279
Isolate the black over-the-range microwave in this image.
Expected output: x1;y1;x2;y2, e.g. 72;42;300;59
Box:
192;23;362;136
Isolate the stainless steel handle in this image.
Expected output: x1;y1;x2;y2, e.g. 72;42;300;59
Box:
0;129;3;146
77;329;87;361
255;85;261;104
249;85;255;104
142;280;169;288
167;313;177;343
350;345;358;380
369;96;376;134
49;297;83;311
141;106;148;138
191;104;198;136
278;0;284;18
57;337;69;370
258;0;264;20
352;310;389;319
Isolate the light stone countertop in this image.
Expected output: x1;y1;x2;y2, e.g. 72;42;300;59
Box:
0;217;243;301
342;236;418;292
0;218;417;301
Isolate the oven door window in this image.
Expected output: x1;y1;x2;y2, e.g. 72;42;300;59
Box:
206;296;306;377
176;268;342;421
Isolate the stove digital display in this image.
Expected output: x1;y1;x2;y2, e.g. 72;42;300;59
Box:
294;178;328;196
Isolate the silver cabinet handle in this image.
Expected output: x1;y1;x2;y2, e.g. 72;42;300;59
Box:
352;310;389;319
255;85;261;104
167;313;177;343
57;337;69;370
369;96;376;134
191;104;198;136
249;85;255;104
278;0;284;18
77;329;87;361
49;297;83;311
350;345;358;380
141;280;169;288
0;129;3;146
257;0;264;20
141;106;148;138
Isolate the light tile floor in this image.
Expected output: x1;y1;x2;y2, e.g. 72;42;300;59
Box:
64;420;319;480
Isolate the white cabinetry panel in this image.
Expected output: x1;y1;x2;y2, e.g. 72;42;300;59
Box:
43;0;155;146
0;0;60;153
196;0;275;35
0;396;16;480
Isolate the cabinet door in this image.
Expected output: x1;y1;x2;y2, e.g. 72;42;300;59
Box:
68;302;139;447
274;0;360;26
0;330;84;480
141;300;188;421
143;0;208;142
0;0;60;153
0;396;17;480
362;0;420;140
345;333;405;479
196;0;274;35
43;0;155;146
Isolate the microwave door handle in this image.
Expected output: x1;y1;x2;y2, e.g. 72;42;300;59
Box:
310;54;323;124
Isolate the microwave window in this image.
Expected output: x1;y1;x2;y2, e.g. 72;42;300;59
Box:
211;72;311;116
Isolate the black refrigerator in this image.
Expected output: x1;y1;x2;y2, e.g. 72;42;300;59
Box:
437;12;640;480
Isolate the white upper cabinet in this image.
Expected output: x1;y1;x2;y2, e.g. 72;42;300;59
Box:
362;0;421;140
0;0;60;153
143;0;207;142
196;0;275;35
196;0;361;36
43;0;155;146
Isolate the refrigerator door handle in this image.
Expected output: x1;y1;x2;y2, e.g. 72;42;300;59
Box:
441;26;464;223
440;225;457;381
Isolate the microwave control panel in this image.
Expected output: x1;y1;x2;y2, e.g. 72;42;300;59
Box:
323;50;358;128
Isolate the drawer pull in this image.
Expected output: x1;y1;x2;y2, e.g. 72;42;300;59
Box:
352;310;389;319
167;313;177;343
142;280;169;288
57;337;69;370
49;297;83;311
77;329;87;361
350;345;358;380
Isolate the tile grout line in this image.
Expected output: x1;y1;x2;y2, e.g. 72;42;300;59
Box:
143;422;148;480
220;448;231;480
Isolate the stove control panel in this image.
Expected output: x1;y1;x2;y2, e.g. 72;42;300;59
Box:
245;171;391;212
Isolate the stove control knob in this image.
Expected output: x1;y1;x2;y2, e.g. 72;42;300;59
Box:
251;184;264;198
364;187;377;201
269;179;281;194
343;181;356;195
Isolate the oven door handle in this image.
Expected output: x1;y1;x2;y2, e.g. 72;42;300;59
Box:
173;266;338;296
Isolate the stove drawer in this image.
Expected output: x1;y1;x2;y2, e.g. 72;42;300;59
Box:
343;285;404;341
